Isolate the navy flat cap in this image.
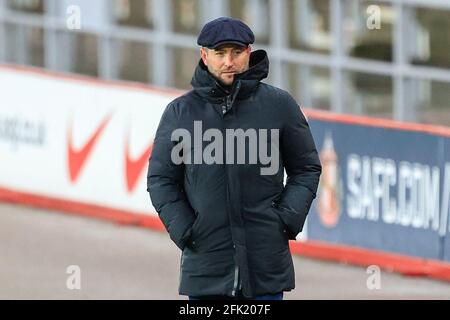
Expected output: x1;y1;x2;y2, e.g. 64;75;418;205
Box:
197;17;255;49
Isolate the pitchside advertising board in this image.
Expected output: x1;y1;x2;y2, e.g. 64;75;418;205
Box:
308;120;450;262
0;67;172;214
1;66;449;262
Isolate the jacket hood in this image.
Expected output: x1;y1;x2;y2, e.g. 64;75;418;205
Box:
190;49;269;101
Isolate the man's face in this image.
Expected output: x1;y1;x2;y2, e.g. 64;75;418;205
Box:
200;44;251;86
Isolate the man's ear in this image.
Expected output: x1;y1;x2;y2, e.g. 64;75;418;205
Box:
200;47;208;66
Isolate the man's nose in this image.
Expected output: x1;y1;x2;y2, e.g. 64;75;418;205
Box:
224;54;234;67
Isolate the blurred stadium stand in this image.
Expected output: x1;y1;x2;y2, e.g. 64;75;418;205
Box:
0;0;448;125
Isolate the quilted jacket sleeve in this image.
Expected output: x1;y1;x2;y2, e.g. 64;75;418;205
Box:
147;102;195;250
274;92;322;239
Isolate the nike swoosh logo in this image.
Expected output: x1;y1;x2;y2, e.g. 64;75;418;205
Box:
125;134;153;193
68;114;112;183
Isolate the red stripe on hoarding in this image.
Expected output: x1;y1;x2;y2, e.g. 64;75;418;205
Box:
304;109;450;138
1;186;449;282
0;186;165;231
289;240;450;282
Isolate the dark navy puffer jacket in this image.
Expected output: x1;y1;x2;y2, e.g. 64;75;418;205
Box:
147;50;322;298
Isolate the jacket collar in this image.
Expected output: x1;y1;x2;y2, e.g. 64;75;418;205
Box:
191;50;269;102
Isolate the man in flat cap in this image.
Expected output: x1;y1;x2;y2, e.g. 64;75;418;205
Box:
147;17;321;300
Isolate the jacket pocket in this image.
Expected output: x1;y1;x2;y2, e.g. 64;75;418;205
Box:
271;201;305;240
186;211;200;248
270;202;289;241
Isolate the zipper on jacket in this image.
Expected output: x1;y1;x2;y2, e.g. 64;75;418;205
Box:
231;265;239;297
222;82;240;116
224;81;242;298
179;251;185;289
222;95;231;115
223;147;236;297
